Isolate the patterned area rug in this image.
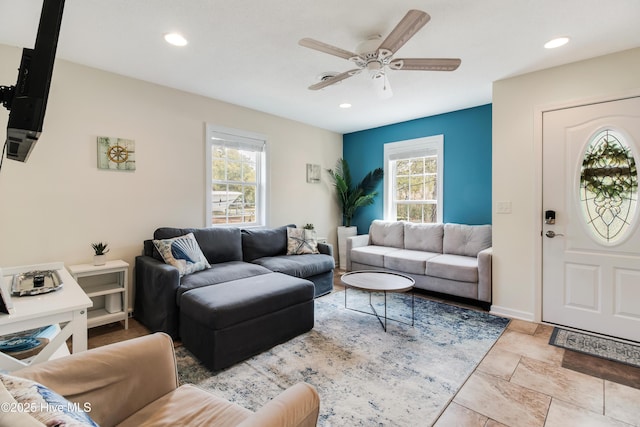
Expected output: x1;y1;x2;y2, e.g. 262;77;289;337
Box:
176;290;509;426
549;328;640;368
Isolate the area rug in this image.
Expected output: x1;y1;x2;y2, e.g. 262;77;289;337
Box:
176;290;509;426
549;327;640;368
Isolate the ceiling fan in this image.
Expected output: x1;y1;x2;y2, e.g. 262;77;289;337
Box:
299;10;461;99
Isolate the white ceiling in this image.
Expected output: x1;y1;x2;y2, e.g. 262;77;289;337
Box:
1;0;639;134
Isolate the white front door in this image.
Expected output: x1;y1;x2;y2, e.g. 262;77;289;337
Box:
542;96;640;342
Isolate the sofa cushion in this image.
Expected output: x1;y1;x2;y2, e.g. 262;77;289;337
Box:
241;225;294;261
153;233;211;277
350;245;401;268
384;249;440;275
404;222;444;253
177;261;272;302
154;227;243;264
427;254;479;283
286;227;319;255
117;384;251;427
143;239;161;260
369;220;404;248
180;273;314;330
443;224;492;257
252;254;334;279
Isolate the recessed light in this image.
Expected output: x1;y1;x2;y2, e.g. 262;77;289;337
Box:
544;37;570;49
339;103;352;109
164;32;188;47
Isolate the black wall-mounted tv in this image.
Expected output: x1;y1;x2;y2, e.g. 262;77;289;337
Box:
0;0;65;163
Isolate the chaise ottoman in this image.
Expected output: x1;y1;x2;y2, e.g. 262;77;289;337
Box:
179;272;315;371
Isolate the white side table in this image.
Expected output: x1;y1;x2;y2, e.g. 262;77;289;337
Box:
0;262;93;371
68;260;129;330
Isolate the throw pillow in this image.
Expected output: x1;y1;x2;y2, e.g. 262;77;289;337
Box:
0;379;43;426
153;232;211;276
286;227;319;255
0;374;98;427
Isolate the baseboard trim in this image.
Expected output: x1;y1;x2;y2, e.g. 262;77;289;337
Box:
490;305;534;321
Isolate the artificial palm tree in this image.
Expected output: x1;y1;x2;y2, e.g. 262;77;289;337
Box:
326;158;384;226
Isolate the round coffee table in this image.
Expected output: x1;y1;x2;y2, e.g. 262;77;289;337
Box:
340;270;415;332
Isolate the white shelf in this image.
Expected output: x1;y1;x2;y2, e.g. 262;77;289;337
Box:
83;283;125;297
68;260;129;275
67;260;128;330
87;309;126;328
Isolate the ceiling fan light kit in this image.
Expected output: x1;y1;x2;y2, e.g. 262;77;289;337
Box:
299;9;461;98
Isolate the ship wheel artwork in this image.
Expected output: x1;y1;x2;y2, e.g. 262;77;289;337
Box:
97;136;136;170
107;145;129;163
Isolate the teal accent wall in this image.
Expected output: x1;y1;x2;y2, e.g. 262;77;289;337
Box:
343;103;492;234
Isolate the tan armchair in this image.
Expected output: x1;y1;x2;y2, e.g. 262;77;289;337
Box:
13;333;320;427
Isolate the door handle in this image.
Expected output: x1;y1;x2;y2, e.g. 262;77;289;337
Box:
545;230;564;238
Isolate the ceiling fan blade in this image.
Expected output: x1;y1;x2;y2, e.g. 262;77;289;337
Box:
378;10;430;54
389;58;461;71
308;69;360;90
299;38;358;60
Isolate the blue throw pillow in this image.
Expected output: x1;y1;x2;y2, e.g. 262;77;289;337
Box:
1;374;98;426
153;232;211;276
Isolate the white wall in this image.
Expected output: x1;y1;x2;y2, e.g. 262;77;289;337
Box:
492;47;640;320
0;44;342;308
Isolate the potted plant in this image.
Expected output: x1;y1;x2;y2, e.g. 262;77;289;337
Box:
91;242;109;266
326;158;383;269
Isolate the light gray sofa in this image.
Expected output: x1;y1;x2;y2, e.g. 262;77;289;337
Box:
346;220;492;307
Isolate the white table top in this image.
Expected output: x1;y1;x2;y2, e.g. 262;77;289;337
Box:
67;259;129;275
341;270;415;292
0;262;93;325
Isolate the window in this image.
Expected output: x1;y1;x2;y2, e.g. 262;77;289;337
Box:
579;128;637;244
205;125;267;227
383;135;443;223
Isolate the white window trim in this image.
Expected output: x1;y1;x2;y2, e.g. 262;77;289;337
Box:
383;135;444;222
205;124;268;227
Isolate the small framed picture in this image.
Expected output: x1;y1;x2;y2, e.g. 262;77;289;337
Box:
97;136;136;171
306;164;321;183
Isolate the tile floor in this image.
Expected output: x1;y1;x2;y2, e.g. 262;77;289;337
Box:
88;279;640;427
434;319;640;427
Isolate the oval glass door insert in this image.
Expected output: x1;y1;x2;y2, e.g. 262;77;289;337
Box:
580;129;638;244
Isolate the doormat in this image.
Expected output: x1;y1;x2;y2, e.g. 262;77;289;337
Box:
549;328;640;368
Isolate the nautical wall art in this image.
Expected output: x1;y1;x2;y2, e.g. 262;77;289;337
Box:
97;136;136;171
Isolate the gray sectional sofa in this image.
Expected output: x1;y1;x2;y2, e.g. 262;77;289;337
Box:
135;224;334;371
347;220;492;307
